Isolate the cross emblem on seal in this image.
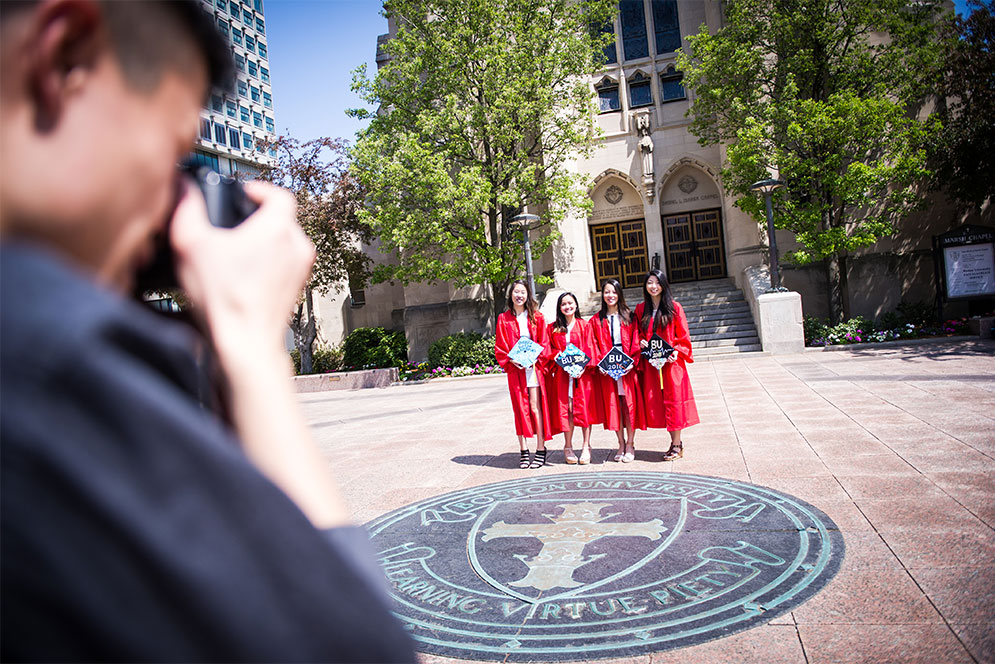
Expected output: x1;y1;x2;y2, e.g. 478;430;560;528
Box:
481;501;667;591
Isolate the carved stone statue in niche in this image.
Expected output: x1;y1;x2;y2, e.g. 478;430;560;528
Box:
634;111;655;199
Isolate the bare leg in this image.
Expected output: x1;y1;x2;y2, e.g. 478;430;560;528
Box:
581;426;592;453
613;394;626;460
527;387;547;469
564;400;574;450
529;387;545;452
517;434;528;451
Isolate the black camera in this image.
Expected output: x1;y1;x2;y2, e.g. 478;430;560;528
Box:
135;161;258;293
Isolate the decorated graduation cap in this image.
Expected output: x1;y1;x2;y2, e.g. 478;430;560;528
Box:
597;346;633;380
644;333;675;370
508;336;544;368
554;343;590;379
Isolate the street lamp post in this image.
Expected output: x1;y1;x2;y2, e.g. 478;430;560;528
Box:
749;178;786;291
510;213;540;297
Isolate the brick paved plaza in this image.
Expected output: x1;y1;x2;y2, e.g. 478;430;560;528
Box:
299;339;995;664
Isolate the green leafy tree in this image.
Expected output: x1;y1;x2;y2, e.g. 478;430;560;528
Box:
350;0;616;321
930;0;995;212
676;0;948;322
260;137;370;374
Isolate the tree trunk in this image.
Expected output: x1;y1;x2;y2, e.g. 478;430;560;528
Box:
491;279;510;329
294;289;318;374
826;254;850;324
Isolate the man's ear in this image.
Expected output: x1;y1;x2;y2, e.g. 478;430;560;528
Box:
28;0;103;132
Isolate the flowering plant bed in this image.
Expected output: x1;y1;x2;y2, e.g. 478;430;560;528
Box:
804;315;975;347
399;362;504;381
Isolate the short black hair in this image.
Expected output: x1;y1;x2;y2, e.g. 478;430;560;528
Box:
1;0;234;96
102;0;234;95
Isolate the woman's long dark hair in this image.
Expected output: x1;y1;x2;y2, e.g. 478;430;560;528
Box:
553;292;582;333
640;269;675;334
506;279;538;324
598;278;631;326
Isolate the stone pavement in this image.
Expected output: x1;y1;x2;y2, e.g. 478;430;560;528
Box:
299;338;995;664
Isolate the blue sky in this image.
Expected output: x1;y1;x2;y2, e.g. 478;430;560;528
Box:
264;0;976;145
265;0;386;145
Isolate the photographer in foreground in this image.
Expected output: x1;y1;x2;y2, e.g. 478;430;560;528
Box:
0;1;414;660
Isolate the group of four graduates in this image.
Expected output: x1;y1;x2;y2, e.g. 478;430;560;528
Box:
495;269;699;469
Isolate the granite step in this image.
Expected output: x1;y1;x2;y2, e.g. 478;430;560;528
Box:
695;343;764;356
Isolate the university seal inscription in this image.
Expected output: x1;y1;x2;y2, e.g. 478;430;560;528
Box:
367;472;844;661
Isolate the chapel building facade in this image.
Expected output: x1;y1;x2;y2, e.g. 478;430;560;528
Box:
316;0;982;362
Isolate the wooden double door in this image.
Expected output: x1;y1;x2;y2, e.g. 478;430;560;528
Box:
590;220;649;289
662;209;726;283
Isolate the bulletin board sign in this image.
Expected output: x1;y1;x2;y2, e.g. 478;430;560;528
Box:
934;224;995;301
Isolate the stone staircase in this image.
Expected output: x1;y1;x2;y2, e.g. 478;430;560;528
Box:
579;278;762;357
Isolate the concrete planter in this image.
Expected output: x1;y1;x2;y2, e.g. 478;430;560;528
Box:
293;367;398;393
742;264;805;354
968;316;994;338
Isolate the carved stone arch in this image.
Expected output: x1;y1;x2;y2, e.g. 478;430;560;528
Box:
588;168;642;199
594;75;619;90
658;154;721;194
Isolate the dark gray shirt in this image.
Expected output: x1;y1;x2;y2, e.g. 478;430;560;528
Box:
0;243;415;662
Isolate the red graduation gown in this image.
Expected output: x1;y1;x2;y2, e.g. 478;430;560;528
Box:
495;310;553;440
589;313;646;432
545;317;598;433
632;301;700;431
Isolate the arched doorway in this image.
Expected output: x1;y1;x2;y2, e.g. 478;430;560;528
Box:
588;175;649;289
659;164;727;283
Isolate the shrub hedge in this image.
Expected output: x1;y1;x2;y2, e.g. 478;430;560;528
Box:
342;327;408;369
427;332;496;368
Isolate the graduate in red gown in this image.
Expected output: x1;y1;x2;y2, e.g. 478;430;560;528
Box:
632;269;700;460
589;279;645;463
545;292;598;465
495;280;552;468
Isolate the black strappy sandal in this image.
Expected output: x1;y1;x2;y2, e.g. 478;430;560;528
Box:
529;449;547;469
662;444;683;461
519;450;532;469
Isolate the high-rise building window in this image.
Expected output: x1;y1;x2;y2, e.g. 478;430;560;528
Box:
248;61;258;77
242;7;253;23
254;0;263;12
255;17;265;34
226;100;237;118
260;67;269;83
214;123;227;145
237;79;248;97
242;132;253;149
620;0;648;61
660;66;686;101
211;94;223;112
199;118;212;140
215;0;226;11
240;105;250;122
258;42;267;59
232;27;242;45
229;127;240;149
245;35;256;53
253;111;262;128
652;0;681;55
216;18;229;39
191;149;220;171
235;53;245;72
256;141;264;154
595;77;620;113
250;85;260;102
265;116;274;132
628;71;653;107
263;91;272;108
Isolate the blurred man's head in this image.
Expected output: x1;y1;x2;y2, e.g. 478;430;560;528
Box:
0;0;232;291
